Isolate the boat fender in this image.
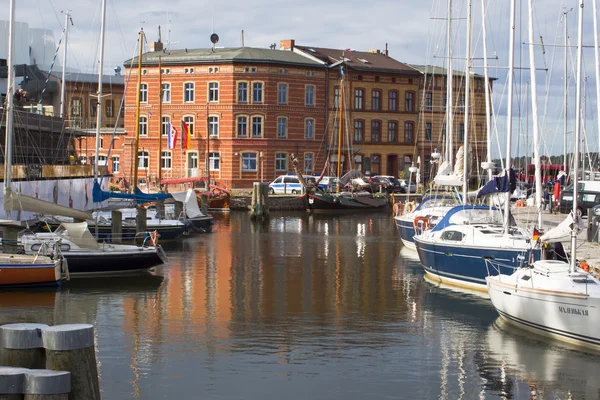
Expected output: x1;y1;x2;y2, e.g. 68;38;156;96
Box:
413;216;430;230
580;260;589;272
393;202;404;216
333;197;340;204
405;202;416;214
515;199;525;208
150;230;160;247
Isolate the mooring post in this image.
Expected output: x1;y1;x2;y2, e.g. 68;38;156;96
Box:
110;210;122;244
173;201;184;221
0;366;27;400
135;206;147;237
0;324;47;369
23;370;71;400
42;325;100;400
200;194;209;215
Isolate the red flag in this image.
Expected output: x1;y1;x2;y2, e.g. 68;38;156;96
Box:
181;120;191;150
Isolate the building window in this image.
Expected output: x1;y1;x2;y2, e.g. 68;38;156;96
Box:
477;78;484;90
209;152;220;171
388;121;397;143
238;82;248;103
138;150;149;169
388;91;397;111
275;153;287;171
252;82;263;103
139;116;148;136
277;117;287;138
208;82;219;102
459;123;465;142
355;89;364;110
304;153;314;174
426;75;434;87
334;87;340;108
90;102;97;118
184;82;195;103
405;92;414;112
425;93;433;111
371;155;381;175
183;116;194;136
278;83;287;105
209;116;219;137
187;152;198;177
140;83;148;103
111;156;120;173
72;98;81;116
404;155;412;175
459;94;465;110
425;122;432;141
161;151;172;169
305;118;315;139
371;121;381;142
242;153;257;171
404;122;414;143
372;90;381;111
252;116;262;138
354;120;363;142
162;83;171;103
442;94;447;111
105;99;113;118
161;116;170;136
237;116;248;137
442;122;447;140
305;85;315;106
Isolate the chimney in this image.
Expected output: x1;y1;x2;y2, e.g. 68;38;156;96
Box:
280;39;295;51
367;49;381;54
150;41;163;52
384;43;389;57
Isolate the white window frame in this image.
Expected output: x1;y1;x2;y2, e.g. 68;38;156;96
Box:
161;116;170;137
184;82;195;103
237;115;248;137
161;151;172;169
183;115;194;137
275;152;287;171
162;83;171;103
111;156;120;173
305;85;315;106
208;81;219;102
139;116;148;136
209;152;220;171
238;81;248;103
252;116;262;138
305;118;315;139
209;116;219;137
140;83;148;103
241;152;258;172
277;116;287;138
278;83;288;105
138;150;149;169
252;82;263;103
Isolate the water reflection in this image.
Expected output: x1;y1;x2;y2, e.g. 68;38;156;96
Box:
0;212;599;399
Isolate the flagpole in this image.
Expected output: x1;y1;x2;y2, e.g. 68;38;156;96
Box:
206;101;210;191
132;29;144;194
158;55;163;188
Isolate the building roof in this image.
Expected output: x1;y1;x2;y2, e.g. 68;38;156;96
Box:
49;71;125;85
294;45;420;75
409;64;491;80
125;47;325;68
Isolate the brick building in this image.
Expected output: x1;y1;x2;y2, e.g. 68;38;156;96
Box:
117;41;327;188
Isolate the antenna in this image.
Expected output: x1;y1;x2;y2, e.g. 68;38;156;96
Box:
158;25;161;42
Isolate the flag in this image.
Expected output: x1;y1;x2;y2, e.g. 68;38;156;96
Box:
181;120;192;150
167;122;178;149
532;227;541;241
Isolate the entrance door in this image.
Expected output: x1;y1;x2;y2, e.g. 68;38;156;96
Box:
387;155;398;177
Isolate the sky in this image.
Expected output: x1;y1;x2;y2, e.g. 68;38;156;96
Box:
6;0;600;159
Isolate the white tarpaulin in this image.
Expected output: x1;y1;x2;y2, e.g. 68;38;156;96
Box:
56;222;100;249
540;212;585;242
171;189;204;219
4;188;92;221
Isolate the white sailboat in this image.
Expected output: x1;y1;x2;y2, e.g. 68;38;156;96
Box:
486;0;600;350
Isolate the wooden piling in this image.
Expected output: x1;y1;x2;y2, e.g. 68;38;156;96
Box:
174;201;184;220
23;370;70;400
0;324;47;369
251;183;270;221
0;367;27;400
135;206;147;236
110;210;122;244
42;325;100;400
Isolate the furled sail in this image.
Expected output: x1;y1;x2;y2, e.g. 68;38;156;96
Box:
433;145;470;187
92;181;172;204
475;169;516;199
171;189;204;219
4;188;92;221
539;212;585;242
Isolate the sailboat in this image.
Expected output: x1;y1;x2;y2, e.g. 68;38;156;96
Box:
413;0;543;292
304;63;388;211
20;9;167;276
0;0;66;287
486;0;600;350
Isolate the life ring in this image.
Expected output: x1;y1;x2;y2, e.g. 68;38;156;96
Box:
516;199;525;208
393;202;404;216
150;230;159;247
413;216;430;231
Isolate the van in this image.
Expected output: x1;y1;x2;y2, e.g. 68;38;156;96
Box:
559;181;600;216
269;175;309;194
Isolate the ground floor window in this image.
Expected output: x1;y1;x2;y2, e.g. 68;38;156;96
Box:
242;153;257;171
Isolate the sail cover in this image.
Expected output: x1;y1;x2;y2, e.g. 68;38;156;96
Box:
475;169;517;199
433;145;471;187
4;188;92;221
539;212;585;242
92;181;172;204
56;222;100;249
171;189;204;219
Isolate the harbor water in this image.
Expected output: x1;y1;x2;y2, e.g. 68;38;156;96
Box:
1;211;599;399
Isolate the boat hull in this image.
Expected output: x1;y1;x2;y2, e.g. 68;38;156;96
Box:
89;224;185;242
0;261;61;288
187;216;214;233
414;238;540;292
487;278;600;350
64;249;165;277
395;217;417;250
306;193;389;211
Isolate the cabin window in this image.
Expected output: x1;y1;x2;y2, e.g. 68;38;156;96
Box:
441;231;465;241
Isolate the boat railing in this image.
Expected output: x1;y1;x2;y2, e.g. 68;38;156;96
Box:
485;259;523;283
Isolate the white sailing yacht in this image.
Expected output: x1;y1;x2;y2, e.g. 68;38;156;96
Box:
486;0;600;350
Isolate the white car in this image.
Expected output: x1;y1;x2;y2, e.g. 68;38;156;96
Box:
398;179;417;193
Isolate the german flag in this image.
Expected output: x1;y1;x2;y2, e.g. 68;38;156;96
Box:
532;227;541;241
181;120;192;150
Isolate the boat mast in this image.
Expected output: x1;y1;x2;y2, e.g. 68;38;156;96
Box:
59;11;72;118
446;0;454;168
481;0;492;183
158;55;162;185
4;0;15;207
503;0;516;234
570;0;584;274
94;0;107;181
593;0;600;171
336;66;344;193
564;9;569;174
462;0;472;204
527;0;542;229
132;29;144;193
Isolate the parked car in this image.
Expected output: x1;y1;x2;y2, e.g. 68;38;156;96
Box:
370;175;405;193
269;174;314;195
398;179;417;193
559;181;600;217
369;176;391;192
317;176;337;192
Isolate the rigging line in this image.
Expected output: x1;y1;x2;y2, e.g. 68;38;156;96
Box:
539;7;563;138
38;30;65;104
98;38;139;183
46;0;65;28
